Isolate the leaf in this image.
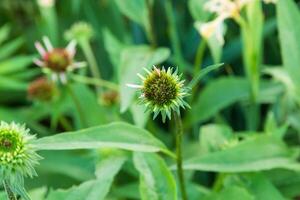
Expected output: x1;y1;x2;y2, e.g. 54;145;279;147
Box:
188;63;224;89
242;173;285;200
0;76;28;91
199;124;234;154
187;77;249;125
264;169;300;198
37;151;96;181
182;135;300;172
114;0;151;38
0;55;35;75
0;37;24;60
34;122;173;157
0;24;10;45
277;0;300;97
187;77;282;125
133;152;177;200
204;186;254;200
46;152;127;200
188;0;210;21
119;46;170;112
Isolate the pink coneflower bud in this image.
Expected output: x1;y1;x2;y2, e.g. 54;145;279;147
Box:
27;77;56;102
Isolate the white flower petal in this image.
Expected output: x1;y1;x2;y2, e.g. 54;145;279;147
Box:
126;84;143;89
66;40;77;58
33;58;45;67
42;36;53;51
34;42;46;56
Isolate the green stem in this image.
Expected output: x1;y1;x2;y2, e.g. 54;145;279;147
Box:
3;181;17;200
173;112;188;200
66;84;88;128
146;0;157;48
165;0;187;71
72;75;119;91
193;40;207;75
80;41;102;93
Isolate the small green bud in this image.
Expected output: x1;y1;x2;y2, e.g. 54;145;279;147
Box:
65;22;94;43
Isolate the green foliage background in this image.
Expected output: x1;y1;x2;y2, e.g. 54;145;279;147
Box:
0;0;300;199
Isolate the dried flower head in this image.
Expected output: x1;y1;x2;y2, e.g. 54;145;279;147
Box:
28;77;56;102
100;90;119;106
0;122;41;188
34;36;86;83
127;66;190;122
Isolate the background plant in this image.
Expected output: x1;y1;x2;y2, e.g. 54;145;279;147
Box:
0;0;300;200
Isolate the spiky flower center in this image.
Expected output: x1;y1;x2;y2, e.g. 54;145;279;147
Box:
44;49;71;72
143;70;179;106
0;129;25;165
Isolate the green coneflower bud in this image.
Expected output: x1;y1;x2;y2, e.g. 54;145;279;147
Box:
27;77;56;102
64;22;94;43
0;121;41;195
127;66;190;122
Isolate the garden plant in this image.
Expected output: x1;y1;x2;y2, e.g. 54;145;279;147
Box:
0;0;300;200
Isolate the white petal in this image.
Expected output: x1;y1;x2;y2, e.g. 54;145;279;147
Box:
71;62;87;69
43;36;53;51
33;58;45;67
126;84;143;89
137;73;145;80
35;42;46;56
66;40;77;58
59;73;67;84
51;73;58;82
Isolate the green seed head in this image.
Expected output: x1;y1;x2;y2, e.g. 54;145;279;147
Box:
65;21;94;43
128;67;190;122
0;122;41;185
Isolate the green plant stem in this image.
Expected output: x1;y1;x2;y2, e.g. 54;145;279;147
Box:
165;0;188;72
72;74;119;91
146;0;157;48
194;40;207;75
80;40;102;93
3;181;17;200
66;84;88;128
173;112;188;200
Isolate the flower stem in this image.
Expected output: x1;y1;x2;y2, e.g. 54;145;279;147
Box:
173;112;188;200
72;74;119;91
3;181;17;200
146;0;157;48
80;41;102;94
66;84;88;128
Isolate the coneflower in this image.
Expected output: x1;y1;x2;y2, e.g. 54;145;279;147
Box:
127;66;190;122
34;36;85;83
0;121;41;199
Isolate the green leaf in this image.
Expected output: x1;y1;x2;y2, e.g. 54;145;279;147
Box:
119;46;170;112
0;37;24;60
46;152;127;200
34;122;173;157
204;186;254;200
277;0;300;97
182;135;300;172
114;0;151;39
0;24;10;45
0;55;35;75
188;0;210;21
242;173;285;200
199;124;234;154
133;152;177;200
0;76;28;90
187;77;282;125
187;77;249;125
188;63;224;89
